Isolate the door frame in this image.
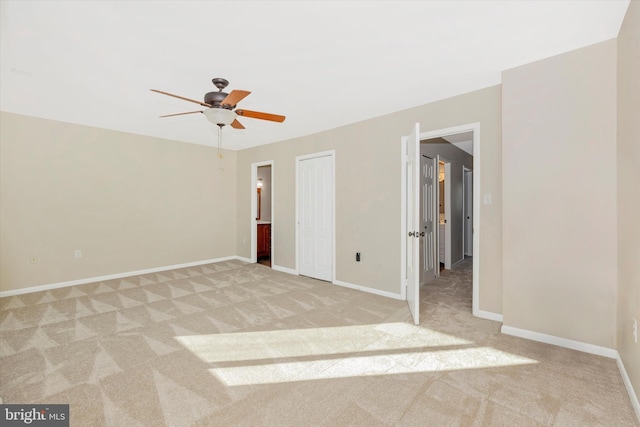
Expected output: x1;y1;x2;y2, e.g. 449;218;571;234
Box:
295;150;336;281
251;160;274;265
401;122;481;317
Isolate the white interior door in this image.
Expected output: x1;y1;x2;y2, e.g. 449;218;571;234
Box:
435;156;441;273
405;123;420;325
420;154;436;285
444;161;451;269
464;168;473;256
298;154;333;281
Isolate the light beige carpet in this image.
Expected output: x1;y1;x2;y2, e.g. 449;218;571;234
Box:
1;259;637;426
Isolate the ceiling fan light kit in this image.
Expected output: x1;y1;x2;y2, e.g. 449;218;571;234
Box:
203;108;236;126
151;77;285;159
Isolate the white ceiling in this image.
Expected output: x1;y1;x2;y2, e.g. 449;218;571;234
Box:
0;1;629;150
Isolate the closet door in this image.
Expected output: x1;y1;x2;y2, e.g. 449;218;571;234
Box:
298;154;333;281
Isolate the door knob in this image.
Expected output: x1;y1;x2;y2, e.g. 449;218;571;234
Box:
420;232;425;237
408;232;415;237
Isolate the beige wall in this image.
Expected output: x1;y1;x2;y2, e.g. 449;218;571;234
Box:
617;0;640;406
236;85;502;313
0;112;237;292
502;40;618;348
421;138;473;266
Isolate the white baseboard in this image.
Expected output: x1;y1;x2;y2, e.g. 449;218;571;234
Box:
500;325;639;422
333;279;404;300
617;354;640;423
475;309;503;323
235;256;253;264
271;264;297;275
258;265;403;301
0;256;241;298
500;325;618;359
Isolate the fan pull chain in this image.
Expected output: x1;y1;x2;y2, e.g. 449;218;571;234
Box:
217;125;223;159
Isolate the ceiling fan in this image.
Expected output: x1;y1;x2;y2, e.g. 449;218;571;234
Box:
151;78;285;157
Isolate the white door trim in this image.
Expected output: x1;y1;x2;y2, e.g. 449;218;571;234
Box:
251;160;274;264
295;150;336;282
416;123;481;318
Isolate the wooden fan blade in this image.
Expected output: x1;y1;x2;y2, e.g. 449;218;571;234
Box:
230;119;245;129
150;89;212;107
159;110;203;118
236;109;286;123
221;90;251;107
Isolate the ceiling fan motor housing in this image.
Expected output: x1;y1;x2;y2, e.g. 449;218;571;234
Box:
204;91;233;109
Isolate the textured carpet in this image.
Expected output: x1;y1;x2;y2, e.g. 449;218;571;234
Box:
0;259;637;426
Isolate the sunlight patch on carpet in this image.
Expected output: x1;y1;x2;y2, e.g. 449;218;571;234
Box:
175;322;537;386
175;322;472;363
208;347;538;386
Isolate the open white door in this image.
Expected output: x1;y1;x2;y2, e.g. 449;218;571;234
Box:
404;123;420;325
420;154;437;285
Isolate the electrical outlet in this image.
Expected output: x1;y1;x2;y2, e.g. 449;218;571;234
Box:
74;250;82;259
30;256;38;264
633;318;638;344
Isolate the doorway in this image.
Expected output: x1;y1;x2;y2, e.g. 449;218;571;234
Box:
257;165;272;267
438;159;452;271
251;161;274;266
403;123;481;318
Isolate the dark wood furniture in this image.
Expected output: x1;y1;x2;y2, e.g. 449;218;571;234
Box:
257;223;271;259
